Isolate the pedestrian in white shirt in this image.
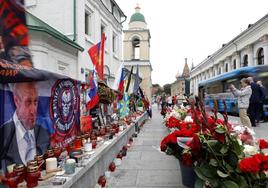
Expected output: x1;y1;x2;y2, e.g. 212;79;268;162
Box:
229;78;252;128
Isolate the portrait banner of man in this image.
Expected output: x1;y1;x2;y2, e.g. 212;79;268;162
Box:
0;79;80;173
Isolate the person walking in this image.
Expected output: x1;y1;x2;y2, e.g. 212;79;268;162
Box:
256;80;267;122
160;94;167;118
230;78;252;128
247;77;263;127
167;95;173;107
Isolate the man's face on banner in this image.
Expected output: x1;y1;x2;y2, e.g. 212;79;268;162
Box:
13;83;38;130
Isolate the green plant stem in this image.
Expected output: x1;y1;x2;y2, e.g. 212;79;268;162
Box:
203;136;229;174
246;173;253;188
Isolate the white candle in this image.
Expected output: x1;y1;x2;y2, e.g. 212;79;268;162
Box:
46;157;57;172
7;164;15;173
66;159;76;164
119;125;124;131
84;142;92;152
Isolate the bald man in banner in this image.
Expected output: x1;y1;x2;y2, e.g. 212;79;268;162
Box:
0;82;50;172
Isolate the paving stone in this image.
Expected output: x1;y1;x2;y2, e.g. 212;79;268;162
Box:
140;151;178;161
125;151;142;160
108;170;138;187
141;140;160;146
136;170;184;187
117;159;180;170
130;145;159;151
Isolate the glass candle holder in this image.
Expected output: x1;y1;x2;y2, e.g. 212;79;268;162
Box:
65;159;76;175
35;154;45;171
27;160;38;167
53;147;62;158
25;166;40;188
74;135;82;149
13;164;26;184
45;149;54;159
91;140;97;149
3;171;19;188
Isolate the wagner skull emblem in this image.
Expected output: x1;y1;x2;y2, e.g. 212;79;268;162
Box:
62;90;71;117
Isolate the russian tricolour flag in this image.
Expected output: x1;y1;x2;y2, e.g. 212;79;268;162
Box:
86;70;99;110
113;63;124;100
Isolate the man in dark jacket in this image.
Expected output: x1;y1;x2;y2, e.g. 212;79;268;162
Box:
0;82;50;173
247;77;263;127
257;81;267;122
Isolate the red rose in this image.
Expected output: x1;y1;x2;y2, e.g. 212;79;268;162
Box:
259;139;268;150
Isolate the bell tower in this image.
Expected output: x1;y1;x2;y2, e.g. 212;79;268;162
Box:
123;5;152;101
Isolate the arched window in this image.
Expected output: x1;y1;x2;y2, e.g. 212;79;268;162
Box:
257;48;264;65
104;65;110;84
225;64;228;72
132;38;140;60
233;59;236;70
243;55;248;67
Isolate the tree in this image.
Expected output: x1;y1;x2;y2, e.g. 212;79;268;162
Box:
152;84;163;95
163;84;171;95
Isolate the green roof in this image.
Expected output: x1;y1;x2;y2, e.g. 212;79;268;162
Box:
130;12;146;23
26;12;84;51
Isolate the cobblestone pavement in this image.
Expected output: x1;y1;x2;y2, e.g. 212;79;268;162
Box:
108;105;187;188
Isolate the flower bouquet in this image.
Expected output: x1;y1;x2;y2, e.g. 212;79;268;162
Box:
160;100;268;188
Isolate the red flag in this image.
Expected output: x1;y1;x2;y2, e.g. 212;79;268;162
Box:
88;33;105;80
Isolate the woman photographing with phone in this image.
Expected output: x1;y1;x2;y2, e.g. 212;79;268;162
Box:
229;78;252;128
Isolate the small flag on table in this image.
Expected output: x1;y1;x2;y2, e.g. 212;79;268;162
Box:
86;70;99;110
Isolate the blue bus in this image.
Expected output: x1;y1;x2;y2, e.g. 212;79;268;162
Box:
198;65;268;116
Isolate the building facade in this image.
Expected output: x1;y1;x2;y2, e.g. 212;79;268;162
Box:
26;12;83;80
123;6;153;101
190;14;268;95
171;58;190;96
26;0;126;86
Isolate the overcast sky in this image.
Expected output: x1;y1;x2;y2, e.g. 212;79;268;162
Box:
116;0;268;86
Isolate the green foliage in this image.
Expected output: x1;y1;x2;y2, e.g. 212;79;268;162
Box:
163;83;171;95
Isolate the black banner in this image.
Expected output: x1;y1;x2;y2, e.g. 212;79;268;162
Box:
0;59;69;83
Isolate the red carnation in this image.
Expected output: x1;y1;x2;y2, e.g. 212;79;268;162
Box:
160;133;177;151
259;139;268;150
253;153;268;170
166;116;181;128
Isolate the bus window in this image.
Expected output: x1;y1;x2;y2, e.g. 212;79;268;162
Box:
224;78;239;92
207;82;223;94
258;72;268;89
